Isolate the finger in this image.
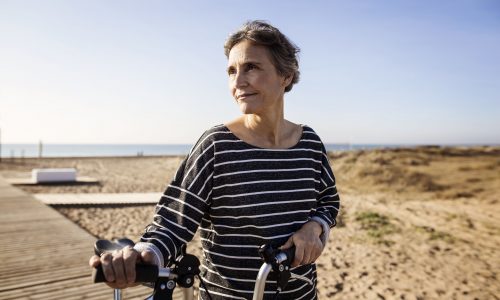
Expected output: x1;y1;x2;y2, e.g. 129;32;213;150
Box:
307;241;323;264
141;250;156;265
293;246;304;268
106;282;120;289
313;243;323;262
112;250;127;288
123;246;139;284
301;248;311;266
89;255;101;268
101;252;115;282
280;236;294;250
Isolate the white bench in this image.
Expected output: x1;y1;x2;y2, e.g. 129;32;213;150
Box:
32;168;77;183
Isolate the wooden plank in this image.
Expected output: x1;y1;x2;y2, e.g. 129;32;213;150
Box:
0;187;29;198
0;178;185;300
33;193;160;205
0;277;153;300
5;176;99;185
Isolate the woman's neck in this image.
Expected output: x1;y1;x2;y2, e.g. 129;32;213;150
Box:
243;113;288;147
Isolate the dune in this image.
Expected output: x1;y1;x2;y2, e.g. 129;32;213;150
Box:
1;146;498;299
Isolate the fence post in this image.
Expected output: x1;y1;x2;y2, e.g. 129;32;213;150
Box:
39;140;43;158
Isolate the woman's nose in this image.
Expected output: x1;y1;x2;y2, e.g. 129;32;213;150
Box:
233;71;248;88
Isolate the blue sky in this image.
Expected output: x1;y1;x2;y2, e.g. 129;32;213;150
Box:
1;0;499;144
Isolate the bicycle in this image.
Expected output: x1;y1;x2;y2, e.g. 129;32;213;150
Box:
92;239;313;300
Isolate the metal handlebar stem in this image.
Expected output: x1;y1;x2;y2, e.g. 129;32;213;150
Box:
113;289;122;300
252;248;293;300
252;244;315;300
253;263;273;300
182;287;195;300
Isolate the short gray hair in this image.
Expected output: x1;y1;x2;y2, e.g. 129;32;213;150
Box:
224;20;300;92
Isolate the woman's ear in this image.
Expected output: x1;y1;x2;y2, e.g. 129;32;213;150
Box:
282;75;293;88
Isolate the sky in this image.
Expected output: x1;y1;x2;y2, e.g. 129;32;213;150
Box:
1;0;499;145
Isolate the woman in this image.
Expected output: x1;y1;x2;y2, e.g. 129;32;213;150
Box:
89;20;340;299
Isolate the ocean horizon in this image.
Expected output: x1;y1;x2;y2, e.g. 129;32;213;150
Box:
0;143;493;158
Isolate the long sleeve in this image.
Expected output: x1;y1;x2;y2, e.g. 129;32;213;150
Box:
312;144;340;229
136;131;214;267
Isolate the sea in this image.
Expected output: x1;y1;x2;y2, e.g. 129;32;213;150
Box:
0;143;403;158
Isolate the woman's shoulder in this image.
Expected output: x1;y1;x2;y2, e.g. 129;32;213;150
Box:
301;124;323;142
299;125;330;156
203;123;236;140
191;124;231;149
186;124;227;158
202;124;229;136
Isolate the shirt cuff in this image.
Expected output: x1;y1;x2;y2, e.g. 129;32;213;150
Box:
134;242;164;267
310;216;331;248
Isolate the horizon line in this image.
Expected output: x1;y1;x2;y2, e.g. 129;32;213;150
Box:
1;142;499;146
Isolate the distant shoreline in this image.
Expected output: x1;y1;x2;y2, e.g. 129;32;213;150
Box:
1;143;499;158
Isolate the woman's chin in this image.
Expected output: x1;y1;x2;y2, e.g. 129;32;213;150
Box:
238;103;260;115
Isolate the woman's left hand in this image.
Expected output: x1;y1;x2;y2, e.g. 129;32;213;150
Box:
280;221;324;267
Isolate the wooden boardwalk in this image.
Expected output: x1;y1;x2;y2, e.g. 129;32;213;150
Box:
33;193;161;205
0;178;183;300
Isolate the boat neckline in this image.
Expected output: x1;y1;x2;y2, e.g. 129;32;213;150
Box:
220;124;307;150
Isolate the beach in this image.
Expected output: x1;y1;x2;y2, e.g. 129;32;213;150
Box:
1;146;499;299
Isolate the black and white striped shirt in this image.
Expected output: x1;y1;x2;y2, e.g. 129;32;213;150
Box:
138;124;340;300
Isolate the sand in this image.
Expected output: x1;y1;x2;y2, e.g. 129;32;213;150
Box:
1;146;499;299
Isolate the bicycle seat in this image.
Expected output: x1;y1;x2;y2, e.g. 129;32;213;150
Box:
94;238;135;256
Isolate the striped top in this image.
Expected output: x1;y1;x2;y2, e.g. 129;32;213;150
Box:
139;124;340;300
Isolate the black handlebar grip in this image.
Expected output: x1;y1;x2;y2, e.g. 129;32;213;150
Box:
92;265;108;283
92;264;159;283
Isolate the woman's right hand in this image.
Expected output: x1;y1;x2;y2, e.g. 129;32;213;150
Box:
88;246;157;289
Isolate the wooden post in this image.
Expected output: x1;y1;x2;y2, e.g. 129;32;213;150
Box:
39;140;43;158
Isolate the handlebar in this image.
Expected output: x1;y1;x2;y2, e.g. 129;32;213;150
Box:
92;239;201;300
92;263;160;283
276;246;295;264
92;239;309;300
93;238;162;284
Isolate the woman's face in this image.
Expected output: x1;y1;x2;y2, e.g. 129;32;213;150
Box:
227;40;290;115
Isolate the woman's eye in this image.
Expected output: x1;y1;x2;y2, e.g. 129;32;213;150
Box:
246;64;256;71
227;68;236;76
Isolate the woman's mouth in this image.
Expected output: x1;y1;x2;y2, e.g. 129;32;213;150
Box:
237;93;257;100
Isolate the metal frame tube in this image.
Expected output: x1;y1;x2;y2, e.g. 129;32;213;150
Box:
182;287;194;300
159;268;176;280
252;263;272;300
275;253;287;264
113;289;122;300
